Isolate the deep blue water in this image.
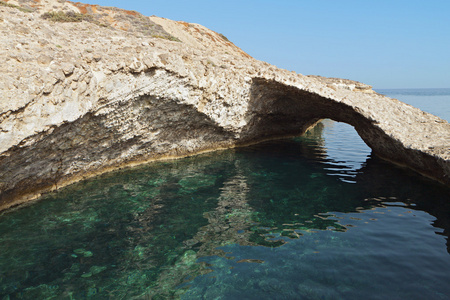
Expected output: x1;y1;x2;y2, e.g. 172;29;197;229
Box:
0;89;449;299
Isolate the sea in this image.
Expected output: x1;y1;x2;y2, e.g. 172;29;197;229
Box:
0;88;449;299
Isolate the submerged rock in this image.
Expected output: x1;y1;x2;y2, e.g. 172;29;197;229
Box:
0;0;449;211
73;248;93;257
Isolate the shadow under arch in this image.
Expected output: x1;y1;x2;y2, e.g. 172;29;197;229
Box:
240;78;449;185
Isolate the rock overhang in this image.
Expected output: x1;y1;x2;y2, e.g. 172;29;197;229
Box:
0;0;449;211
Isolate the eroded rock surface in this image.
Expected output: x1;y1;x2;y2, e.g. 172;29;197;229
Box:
0;0;449;210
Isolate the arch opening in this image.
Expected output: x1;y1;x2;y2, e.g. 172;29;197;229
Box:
242;78;449;185
302;119;372;184
242;77;374;146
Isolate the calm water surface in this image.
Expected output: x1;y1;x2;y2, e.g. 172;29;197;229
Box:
376;88;450;121
0;89;449;299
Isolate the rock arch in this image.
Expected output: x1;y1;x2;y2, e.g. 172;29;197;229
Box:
1;75;449;212
1;0;448;212
239;78;450;186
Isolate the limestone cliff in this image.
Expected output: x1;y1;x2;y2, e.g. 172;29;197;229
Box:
0;0;449;211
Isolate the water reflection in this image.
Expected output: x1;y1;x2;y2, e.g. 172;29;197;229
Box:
0;121;449;299
302;119;372;183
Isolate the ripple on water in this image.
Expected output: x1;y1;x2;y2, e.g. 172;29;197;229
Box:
0;118;449;299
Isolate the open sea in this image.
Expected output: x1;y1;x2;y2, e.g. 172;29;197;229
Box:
0;88;449;299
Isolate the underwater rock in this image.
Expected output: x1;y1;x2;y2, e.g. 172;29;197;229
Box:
73;249;93;257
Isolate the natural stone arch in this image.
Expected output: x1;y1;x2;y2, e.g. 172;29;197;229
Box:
1;0;448;213
0;75;448;212
239;78;449;186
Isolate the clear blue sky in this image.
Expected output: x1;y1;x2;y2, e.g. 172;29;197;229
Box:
83;0;449;89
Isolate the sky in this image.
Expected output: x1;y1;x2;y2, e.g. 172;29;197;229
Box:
82;0;450;89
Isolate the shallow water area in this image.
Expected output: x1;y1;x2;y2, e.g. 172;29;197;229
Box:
0;89;449;299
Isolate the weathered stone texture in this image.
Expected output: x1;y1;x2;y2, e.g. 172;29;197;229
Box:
0;0;449;210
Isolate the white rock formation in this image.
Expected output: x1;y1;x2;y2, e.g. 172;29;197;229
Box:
0;0;449;210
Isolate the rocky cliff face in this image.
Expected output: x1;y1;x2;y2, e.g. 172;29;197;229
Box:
0;0;449;211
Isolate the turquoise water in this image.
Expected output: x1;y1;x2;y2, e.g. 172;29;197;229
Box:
1;89;449;299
